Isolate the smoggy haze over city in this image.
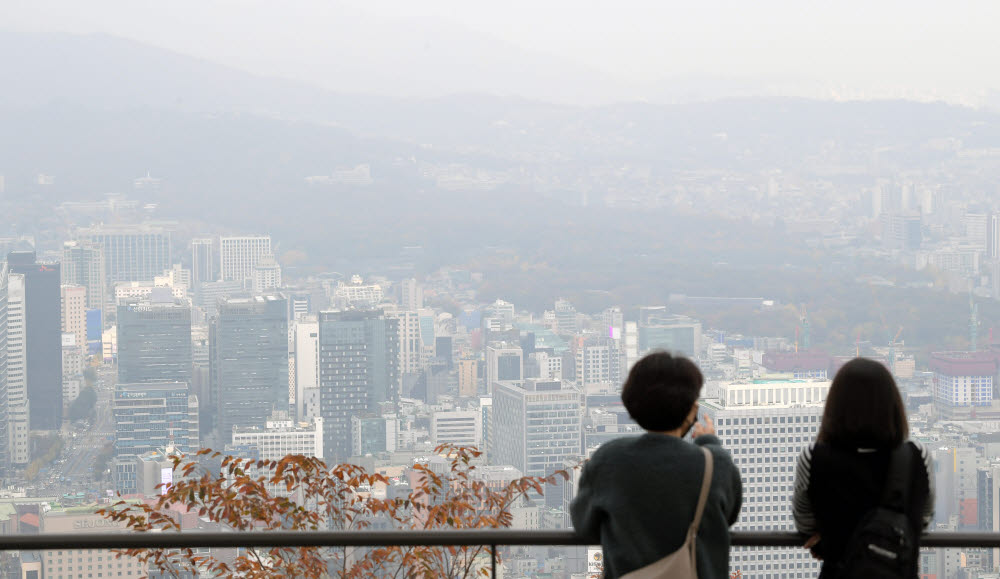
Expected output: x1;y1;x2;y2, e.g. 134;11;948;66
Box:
6;0;1000;105
5;2;1000;578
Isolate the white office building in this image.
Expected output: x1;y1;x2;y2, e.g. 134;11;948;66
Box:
701;378;831;579
220;235;272;284
6;273;29;465
293;317;319;421
486;343;523;393
430;409;482;449
231;413;324;460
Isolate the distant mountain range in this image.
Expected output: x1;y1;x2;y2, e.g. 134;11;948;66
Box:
3;29;1000;217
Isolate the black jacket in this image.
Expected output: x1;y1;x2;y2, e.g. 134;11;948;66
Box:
792;440;935;578
571;433;743;579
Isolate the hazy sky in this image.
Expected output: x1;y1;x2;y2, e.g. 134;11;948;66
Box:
7;0;1000;105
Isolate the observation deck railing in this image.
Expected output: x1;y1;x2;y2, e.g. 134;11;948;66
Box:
3;530;998;577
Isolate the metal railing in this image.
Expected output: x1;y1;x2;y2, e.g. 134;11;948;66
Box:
3;529;999;550
3;530;999;576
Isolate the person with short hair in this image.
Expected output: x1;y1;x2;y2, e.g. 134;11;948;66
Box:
571;351;743;579
793;357;934;577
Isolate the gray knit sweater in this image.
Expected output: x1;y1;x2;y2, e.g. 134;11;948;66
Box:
570;433;742;579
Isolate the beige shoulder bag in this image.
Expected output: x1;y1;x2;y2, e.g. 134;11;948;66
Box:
619;446;714;579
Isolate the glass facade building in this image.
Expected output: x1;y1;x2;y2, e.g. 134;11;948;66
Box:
318;309;399;462
211;295;289;438
117;300;192;386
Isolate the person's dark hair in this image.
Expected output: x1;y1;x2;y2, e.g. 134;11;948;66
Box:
818;357;908;448
621;351;703;431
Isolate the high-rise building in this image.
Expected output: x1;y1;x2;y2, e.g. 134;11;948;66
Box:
350;414;399;457
113;381;199;494
117;299;192;386
4;272;28;466
0;267;8;472
966;212;989;250
293;317;319;421
490;379;582;484
194;280;246;319
701;378;831;578
219;235;271;284
61;285;87;355
637;307;702;358
61;240;106;313
457;358;479;397
553;299;578;335
190;238;216;285
401;278;423;311
78;224;171;285
390;309;424;378
211;295;289;438
8;252;62;431
317;309;399;462
574;335;625;392
252;253;282;293
989;214;1000;260
486;343;523;393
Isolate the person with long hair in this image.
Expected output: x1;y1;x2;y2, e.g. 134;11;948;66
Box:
792;357;934;577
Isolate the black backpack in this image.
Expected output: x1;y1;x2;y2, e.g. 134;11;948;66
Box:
836;444;917;578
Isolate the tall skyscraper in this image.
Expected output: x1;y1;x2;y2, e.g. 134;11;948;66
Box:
400;278;423;311
485;343;523;393
293;316;319;421
0;266;8;473
989;214;1000;260
5;272;28;465
61;285;88;355
317;309;399;462
390;309;424;378
702;378;831;578
117;299;192;386
574;334;625;392
113;381;199;494
78;224;171;285
8;252;63;431
553;299;578;335
251;253;282;293
490;379;582;484
62;240;106;313
190;238;216;286
219;235;271;284
211;295;289;438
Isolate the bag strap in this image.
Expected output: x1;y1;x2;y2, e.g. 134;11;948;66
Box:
689;446;714;535
880;442;914;513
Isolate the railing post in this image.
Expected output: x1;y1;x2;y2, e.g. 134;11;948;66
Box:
491;544;497;578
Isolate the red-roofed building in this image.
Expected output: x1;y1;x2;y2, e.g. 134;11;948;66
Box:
761;351;832;379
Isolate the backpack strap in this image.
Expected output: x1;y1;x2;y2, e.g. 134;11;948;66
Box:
689;446;714;535
881;442;914;513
